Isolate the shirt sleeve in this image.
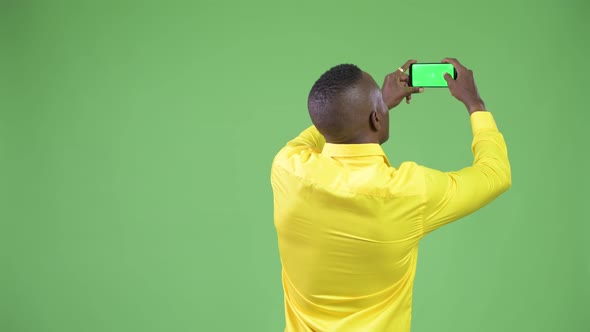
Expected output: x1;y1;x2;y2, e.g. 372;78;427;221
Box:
420;111;512;235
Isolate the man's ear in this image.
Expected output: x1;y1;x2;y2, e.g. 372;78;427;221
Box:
369;111;380;132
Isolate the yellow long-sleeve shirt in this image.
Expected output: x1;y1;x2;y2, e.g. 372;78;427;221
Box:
270;111;511;332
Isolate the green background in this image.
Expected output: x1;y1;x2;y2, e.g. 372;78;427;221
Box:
1;0;588;331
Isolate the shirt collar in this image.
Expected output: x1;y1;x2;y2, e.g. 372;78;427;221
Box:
321;143;391;166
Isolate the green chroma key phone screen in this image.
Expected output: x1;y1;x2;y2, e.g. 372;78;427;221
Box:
412;63;455;87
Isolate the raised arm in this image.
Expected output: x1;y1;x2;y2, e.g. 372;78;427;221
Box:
285;125;326;153
421;112;511;234
420;58;512;235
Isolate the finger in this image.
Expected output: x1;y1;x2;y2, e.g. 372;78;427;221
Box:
443;72;456;87
441;58;466;72
399;74;409;82
387;70;404;80
403;82;412;104
400;59;417;72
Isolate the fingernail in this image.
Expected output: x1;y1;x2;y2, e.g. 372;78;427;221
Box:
419;88;424;92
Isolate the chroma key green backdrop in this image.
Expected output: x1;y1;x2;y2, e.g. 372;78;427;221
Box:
1;1;588;331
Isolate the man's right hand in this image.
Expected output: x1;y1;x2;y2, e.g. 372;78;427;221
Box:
442;58;486;115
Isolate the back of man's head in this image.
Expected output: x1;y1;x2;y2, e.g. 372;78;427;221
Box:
308;64;387;144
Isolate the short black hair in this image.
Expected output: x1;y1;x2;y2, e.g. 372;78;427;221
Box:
308;64;363;112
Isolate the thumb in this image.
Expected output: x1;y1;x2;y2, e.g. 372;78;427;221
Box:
405;86;424;95
443;73;455;86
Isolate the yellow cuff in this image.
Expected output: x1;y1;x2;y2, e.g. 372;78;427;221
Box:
470;111;498;135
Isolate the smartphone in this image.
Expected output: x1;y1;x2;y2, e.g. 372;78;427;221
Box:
409;63;457;88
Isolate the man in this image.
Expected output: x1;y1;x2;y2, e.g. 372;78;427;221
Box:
270;58;511;332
